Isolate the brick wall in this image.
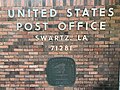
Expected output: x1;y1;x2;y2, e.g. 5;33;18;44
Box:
0;0;118;7
0;0;120;90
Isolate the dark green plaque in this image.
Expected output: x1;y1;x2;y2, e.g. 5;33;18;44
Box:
46;57;76;86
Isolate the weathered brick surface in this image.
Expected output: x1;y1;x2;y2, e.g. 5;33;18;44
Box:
0;0;120;90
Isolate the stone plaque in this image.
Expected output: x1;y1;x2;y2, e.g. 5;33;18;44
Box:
46;57;76;86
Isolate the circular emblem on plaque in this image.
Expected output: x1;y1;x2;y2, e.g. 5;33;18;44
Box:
46;57;76;86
